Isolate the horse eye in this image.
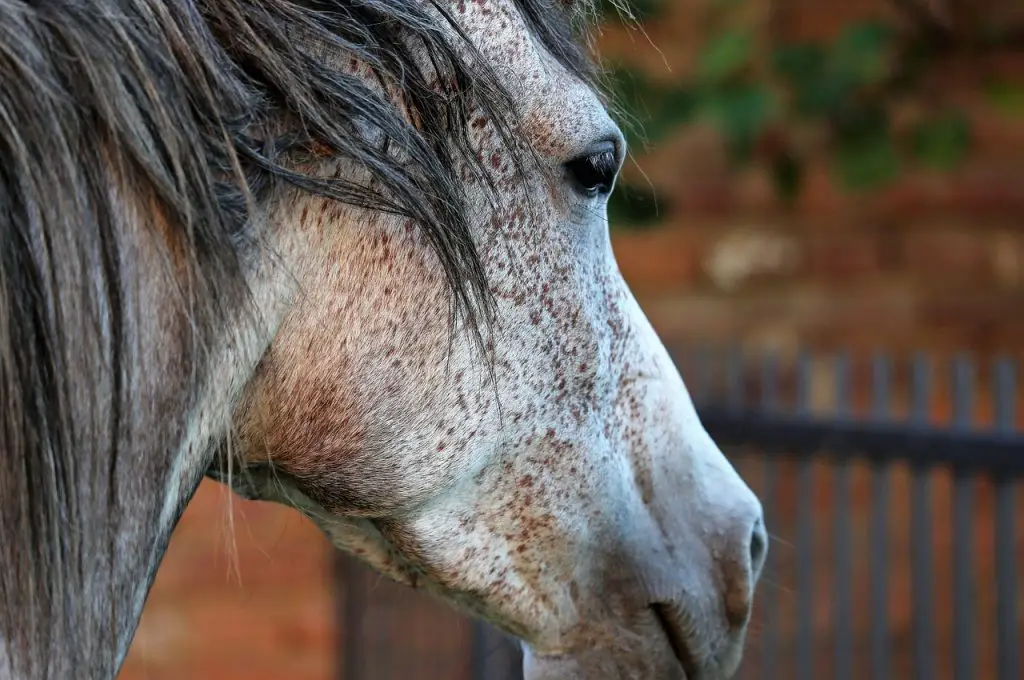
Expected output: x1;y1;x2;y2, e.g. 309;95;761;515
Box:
564;143;620;198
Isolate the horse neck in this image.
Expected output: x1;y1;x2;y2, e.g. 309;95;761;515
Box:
0;383;210;679
0;282;285;680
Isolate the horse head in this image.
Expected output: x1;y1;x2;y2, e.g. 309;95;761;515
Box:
224;2;767;677
0;1;764;678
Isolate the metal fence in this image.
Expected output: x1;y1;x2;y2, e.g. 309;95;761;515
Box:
334;347;1023;680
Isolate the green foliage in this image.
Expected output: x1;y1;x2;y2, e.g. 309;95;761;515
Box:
605;66;697;149
831;21;895;87
704;84;776;161
773;22;896;119
696;29;754;84
911;113;971;170
599;0;1013;215
984;81;1024;116
832;109;901;189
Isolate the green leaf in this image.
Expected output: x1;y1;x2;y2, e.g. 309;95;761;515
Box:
703;85;777;161
772;153;804;204
607;183;666;228
835;20;892;54
830;20;894;87
911;113;971;170
830;106;899;190
832;124;900;191
772;42;827;86
794;74;854;118
645;87;699;144
604;65;657;111
833;103;889;140
696;30;754;84
984;81;1024;117
774;43;854;119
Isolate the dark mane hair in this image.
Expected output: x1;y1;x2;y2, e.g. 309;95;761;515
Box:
0;0;596;677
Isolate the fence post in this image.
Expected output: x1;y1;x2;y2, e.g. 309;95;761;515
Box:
993;359;1019;680
759;353;780;680
794;352;815;680
470;621;522;680
833;354;854;680
909;353;936;680
951;355;976;680
335;552;367;680
869;353;892;680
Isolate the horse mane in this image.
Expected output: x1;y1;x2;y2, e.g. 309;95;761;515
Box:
0;0;596;677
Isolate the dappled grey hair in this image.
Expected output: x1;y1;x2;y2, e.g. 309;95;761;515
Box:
0;0;598;677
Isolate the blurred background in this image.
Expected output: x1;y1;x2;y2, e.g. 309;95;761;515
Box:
120;1;1024;678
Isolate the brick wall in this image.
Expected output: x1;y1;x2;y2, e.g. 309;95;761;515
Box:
121;2;1023;677
602;0;1024;362
119;483;336;680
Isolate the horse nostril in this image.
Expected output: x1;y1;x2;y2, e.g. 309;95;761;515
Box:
563;139;620;198
749;517;768;575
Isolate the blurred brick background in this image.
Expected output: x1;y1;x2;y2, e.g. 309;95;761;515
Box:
119;484;336;680
120;1;1024;678
605;0;1024;360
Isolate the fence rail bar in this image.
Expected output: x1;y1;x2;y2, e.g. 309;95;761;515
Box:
694;410;1023;474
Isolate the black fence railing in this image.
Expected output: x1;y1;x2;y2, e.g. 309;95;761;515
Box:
335;348;1024;680
682;349;1023;680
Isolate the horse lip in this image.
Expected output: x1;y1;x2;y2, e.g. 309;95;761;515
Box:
651;603;700;680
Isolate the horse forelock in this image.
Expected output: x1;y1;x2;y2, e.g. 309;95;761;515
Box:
0;0;599;677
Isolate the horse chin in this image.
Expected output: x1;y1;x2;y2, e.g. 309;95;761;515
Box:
520;636;687;680
515;601;747;680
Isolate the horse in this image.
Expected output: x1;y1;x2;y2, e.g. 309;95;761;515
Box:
0;1;767;678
